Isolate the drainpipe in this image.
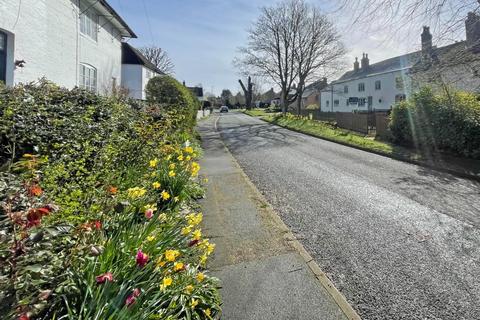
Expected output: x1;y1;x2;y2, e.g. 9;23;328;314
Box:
331;85;334;112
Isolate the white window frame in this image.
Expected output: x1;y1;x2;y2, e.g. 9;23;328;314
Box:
79;63;97;92
375;80;381;90
80;5;98;41
358;83;365;92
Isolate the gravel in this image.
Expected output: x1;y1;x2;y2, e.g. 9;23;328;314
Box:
216;112;480;320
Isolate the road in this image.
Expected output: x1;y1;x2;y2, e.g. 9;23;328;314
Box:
214;112;480;320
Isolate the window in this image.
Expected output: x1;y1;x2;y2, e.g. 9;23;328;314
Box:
326;100;330;107
395;77;404;90
80;6;98;41
334;100;339;107
358;83;365;92
358;98;366;106
344;85;348;93
0;31;6;83
79;64;97;92
375;80;381;90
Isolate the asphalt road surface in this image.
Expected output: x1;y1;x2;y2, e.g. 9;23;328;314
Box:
214;112;480;320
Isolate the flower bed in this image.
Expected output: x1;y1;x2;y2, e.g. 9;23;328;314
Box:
0;80;220;319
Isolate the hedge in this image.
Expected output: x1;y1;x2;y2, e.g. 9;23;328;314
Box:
390;87;480;159
0;80;220;319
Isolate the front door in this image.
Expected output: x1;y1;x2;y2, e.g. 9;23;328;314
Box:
0;31;7;83
367;96;373;112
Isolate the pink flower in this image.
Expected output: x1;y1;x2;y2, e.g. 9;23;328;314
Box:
95;272;114;284
144;208;154;220
125;288;141;307
94;220;102;230
136;250;149;268
188;239;200;247
19;314;30;320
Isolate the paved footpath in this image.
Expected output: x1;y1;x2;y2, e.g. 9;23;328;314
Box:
198;115;356;320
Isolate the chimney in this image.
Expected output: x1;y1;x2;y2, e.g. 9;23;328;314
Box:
421;26;433;56
361;53;369;71
466;12;480;52
183;81;186;86
353;57;359;71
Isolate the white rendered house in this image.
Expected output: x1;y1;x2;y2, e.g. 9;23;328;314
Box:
121;43;164;100
0;0;136;93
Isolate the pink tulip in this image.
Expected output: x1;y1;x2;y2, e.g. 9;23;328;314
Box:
144;209;154;219
136;250;149;268
125;288;141;307
95;272;114;284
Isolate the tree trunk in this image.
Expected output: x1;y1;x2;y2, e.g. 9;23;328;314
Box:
239;77;254;110
281;89;288;115
296;89;303;115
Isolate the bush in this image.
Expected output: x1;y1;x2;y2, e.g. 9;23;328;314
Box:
389;87;480;159
305;104;319;110
146;76;199;129
0;80;220;319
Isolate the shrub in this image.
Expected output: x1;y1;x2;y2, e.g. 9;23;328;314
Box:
0;81;220;319
146;76;199;129
305;104;319;110
389;87;480;159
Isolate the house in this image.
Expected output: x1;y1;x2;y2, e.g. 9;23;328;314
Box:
121;43;164;100
320;12;480;112
301;78;328;109
184;82;205;102
0;0;136;93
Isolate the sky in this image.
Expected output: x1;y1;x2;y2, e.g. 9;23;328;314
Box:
111;0;460;96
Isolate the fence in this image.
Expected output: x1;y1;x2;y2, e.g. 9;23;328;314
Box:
292;110;391;137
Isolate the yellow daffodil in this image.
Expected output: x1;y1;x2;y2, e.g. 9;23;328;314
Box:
161;190;171;201
185;285;194;294
160;276;173;291
196;272;205;282
156;257;166;268
177;155;184;161
152;181;161;189
166;155;172;161
165;249;180;262
173;261;184;271
149;158;158;168
191;298;199;308
182;226;192;235
169;163;176;170
206;243;216;255
174;196;179;202
205;309;212;317
168;170;176;177
147;235;156;242
184;146;194;154
191;162;200;176
200;254;208;265
192;229;202;241
127;187;147;199
186;155;192;161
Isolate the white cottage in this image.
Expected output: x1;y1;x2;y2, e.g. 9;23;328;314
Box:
121;43;164;100
0;0;136;93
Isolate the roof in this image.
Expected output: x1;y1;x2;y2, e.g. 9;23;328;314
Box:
96;0;137;38
121;43;164;74
188;87;204;97
333;41;469;84
302;79;328;98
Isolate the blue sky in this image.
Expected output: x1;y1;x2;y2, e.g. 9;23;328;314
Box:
112;0;434;96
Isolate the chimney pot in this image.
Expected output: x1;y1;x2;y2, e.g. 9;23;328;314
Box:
361;53;369;71
353;57;360;71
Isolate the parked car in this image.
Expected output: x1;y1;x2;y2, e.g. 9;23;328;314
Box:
220;106;229;113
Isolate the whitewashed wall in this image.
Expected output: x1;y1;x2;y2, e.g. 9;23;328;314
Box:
0;0;124;93
121;64;159;100
321;70;412;112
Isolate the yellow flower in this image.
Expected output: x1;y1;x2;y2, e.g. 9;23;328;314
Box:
168;170;176;177
191;162;200;176
144;203;157;212
174;196;179;202
192;229;202;241
169;163;176;170
165;249;180;262
196;272;205;282
161;190;171;201
177;155;184;161
204;309;211;317
173;261;184;271
152;181;161;189
206;243;216;255
200;254;208;265
182;226;192;235
186;155;192;161
186;213;202;226
203;178;209;183
156;257;166;268
184;146;194;154
147;235;156;242
191;298;199;309
160;276;173;291
127;187;147;199
149;158;158;168
166;155;172;161
185;285;194;294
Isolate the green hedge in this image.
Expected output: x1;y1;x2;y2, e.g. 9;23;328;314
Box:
0;80;220;319
390;87;480;159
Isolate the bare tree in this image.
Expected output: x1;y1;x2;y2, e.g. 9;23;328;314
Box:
293;2;345;114
235;1;299;113
139;46;175;75
235;0;345;114
239;76;254;109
